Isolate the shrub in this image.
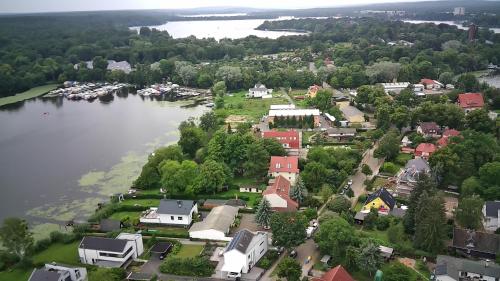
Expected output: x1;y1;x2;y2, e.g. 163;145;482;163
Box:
327;196;351;213
376;216;391;231
0;251;19;271
387;223;405;244
358;194;367;203
302;208;318;221
381;162;399;175
160;257;214;276
33;238;52;253
303;196;322;208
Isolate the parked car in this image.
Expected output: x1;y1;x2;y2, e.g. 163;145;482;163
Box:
289;249;298;258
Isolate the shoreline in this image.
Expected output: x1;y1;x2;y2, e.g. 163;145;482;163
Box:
0;84;59;107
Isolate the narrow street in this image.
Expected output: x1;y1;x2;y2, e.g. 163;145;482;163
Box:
350;143;384;199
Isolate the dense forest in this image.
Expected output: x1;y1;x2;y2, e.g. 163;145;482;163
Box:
1;10;500;97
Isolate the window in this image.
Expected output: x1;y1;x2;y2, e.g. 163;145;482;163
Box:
178;216;182;220
171;216;174;220
75;270;80;278
259;241;264;246
287;163;291;169
260;249;264;254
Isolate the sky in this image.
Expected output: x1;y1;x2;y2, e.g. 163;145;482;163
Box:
0;0;435;14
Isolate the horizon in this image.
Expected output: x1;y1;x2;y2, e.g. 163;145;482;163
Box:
0;0;442;14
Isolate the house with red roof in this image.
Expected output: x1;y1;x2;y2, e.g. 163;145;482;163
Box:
268;156;299;184
262;176;298;212
443;128;460;137
312;265;355;281
457;93;484;113
420;78;444;90
415;143;437;159
262;130;300;151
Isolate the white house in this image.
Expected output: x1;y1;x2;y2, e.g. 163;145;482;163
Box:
140;199;197;226
483;201;500;232
248;83;272;98
78;233;144;268
221;229;269;278
28;263;87;281
433;255;500;281
189;205;239;241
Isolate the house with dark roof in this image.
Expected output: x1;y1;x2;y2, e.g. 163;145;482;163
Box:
362;188;396;215
395;158;431;197
450;228;500;260
432;255;500;281
263;176;298;212
28;263;87;281
78;233;143;268
483;201;500;232
417;122;441;138
311;265;355;281
221;229;268;278
268;156;300;185
139;199;197;226
326;128;357;141
457;93;484;113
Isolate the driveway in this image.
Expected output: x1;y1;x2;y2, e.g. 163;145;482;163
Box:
350;144;384;201
231;213;262;234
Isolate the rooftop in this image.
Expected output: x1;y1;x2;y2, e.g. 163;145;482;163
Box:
435;255;500;280
269;108;320;117
311;265;355;281
189;205;238;233
79;236;128;252
452;228;500;255
365;188;396;210
28;269;61;281
157;199;195;215
415;143;436;154
458;93;484;109
269;156;299;174
262;130;300;149
226;229;254;254
263;176;298;211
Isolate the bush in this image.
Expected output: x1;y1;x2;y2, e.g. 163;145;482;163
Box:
257;250;279;269
160;257;214;276
387;223;405;244
380;162;399;175
302;208;318;221
33;238;52;253
358;194;367;203
327;196;351;213
0;251;19;271
303;196;322;208
376;216;391;231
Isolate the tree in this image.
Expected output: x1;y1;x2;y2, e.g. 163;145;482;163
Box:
327;196;351;213
0;217;33;260
387;223;405;244
194;160;229;194
199;111;218;132
345;246;359;271
319;184;333;204
366;61;401;83
383;262;415;281
255;198;272;228
314;217;357;261
301;162;330;191
270;212;307;250
374;130;400;161
215;66;242;90
455;195;484;230
175;62;198;86
178;124;205;158
356;242;382;276
363;208;379;230
404;174;436;233
414;195;447;254
456;73;480;92
465;109;495;133
438;72;454;85
260;138;286;156
159;160;198;195
313;89;333;111
243;142;270;179
361;164;373;179
390;106;410;131
212;81;227;97
461;176;481;197
290;176;307;204
276;257;301;281
479;162;500;187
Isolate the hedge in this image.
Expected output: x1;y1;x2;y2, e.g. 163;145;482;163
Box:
159;257;214;276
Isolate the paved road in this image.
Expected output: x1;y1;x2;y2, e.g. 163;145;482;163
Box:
295;239;320;278
350;143;384;200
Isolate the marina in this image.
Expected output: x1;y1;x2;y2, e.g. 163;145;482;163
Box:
44;82;131;101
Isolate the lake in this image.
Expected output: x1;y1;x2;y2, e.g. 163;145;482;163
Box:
0;92;208;229
403;20;500;34
130;18;307;40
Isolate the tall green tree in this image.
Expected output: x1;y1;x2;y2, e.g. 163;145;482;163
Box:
0;217;33;260
290;176;307;204
243;142;270;180
178;124;205;158
270;212;307;250
301;162;330;191
383;262;415;281
356;242;382;276
455;195;484;230
159;160;198;195
255;198;272;228
276;257;302;281
199;111;218;132
404;174;436;233
314;217;357;262
465;109;495;134
414;195;447;254
194;160;229;194
374;130;400;160
361;164;373;179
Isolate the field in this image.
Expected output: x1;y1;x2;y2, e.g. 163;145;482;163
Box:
120;198;160;207
217;189;262;207
109;211;141;221
0;84;59;107
32;242;81;265
174;244;204;258
216;91;289;121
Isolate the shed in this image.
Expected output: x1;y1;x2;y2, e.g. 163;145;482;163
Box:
379;245;394;260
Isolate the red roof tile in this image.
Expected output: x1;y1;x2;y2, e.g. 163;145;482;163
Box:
263;176;298;211
263;130;300;149
443;129;460;137
420;78;436;85
269;156;299;173
415;143;436;154
458;93;484;109
312;265;355;281
437;136;449;148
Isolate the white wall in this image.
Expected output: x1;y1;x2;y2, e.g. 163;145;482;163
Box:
483;206;499;232
189;229;231;241
270;172;297;185
264;194;287;209
78;239;139;267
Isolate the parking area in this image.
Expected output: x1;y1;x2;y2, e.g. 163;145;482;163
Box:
231;213;262;234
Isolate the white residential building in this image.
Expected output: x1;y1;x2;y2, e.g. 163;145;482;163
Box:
380;82;410;94
483;201;500;232
140;199;197;226
189;205;239;241
28;263;87;281
78;233;144;268
248;83;272;98
221;229;269;278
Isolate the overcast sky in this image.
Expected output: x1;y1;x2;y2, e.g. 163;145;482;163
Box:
1;0;434;14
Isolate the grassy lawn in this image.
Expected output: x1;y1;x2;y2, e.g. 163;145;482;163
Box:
216;91;289;121
353;201;364;212
372;177;389;189
233;176;258;187
120;198;160;207
395;153;413;166
216;189;262;207
0;269;32;281
357;229;391;246
302;131;317;145
174;244;204;258
143;226;189;237
0;84;59;107
33;242;81;265
109;211;141;222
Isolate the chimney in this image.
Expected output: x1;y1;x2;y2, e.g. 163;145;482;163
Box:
177;200;182;208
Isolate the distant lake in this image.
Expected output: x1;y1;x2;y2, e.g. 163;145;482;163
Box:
0;93;207;227
130;18;308;40
403;20;500;34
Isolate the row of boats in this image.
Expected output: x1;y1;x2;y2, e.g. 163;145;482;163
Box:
137;83;210;98
44;82;131;101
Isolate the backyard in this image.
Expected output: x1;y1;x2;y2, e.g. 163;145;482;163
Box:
216;90;289;121
174;244;204;258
